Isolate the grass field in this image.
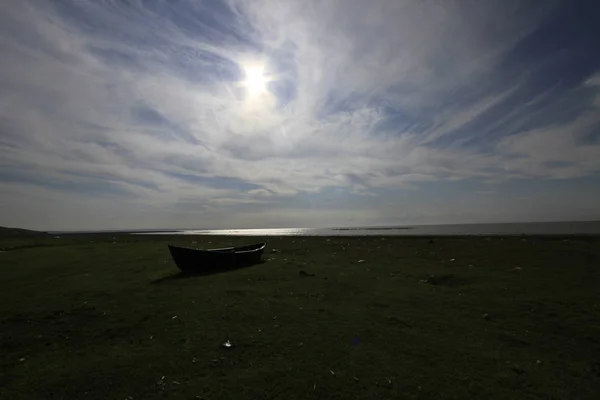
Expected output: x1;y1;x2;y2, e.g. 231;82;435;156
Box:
1;230;600;399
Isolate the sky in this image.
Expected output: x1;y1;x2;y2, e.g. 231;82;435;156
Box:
1;0;600;231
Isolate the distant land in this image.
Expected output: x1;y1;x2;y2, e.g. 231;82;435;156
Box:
0;226;49;238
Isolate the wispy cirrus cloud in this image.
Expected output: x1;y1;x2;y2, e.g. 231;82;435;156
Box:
1;0;600;230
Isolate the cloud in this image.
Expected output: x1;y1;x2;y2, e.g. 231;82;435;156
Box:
1;0;600;230
496;112;600;179
585;72;600;87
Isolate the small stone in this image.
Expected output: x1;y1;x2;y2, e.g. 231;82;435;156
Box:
19;357;26;362
536;360;542;364
358;259;365;263
483;313;490;320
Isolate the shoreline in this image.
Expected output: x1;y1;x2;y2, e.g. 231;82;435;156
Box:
34;220;600;236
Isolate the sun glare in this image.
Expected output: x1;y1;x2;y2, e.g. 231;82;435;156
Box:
242;64;269;96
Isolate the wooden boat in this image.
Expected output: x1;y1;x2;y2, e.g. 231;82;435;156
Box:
167;243;266;274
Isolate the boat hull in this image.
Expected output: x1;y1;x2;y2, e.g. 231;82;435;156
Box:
167;243;266;274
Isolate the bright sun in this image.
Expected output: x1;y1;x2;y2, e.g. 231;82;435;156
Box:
242;64;269;96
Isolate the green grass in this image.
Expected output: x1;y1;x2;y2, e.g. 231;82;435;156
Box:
1;231;600;399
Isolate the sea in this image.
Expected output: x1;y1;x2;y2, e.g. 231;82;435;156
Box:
134;221;600;236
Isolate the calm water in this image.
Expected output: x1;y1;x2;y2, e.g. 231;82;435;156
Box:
139;221;600;236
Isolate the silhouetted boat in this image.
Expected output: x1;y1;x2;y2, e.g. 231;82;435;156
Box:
167;243;266;274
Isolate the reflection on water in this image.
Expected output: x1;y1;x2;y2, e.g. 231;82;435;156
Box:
137;221;600;236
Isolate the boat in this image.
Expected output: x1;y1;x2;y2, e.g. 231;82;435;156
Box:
167;243;266;274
